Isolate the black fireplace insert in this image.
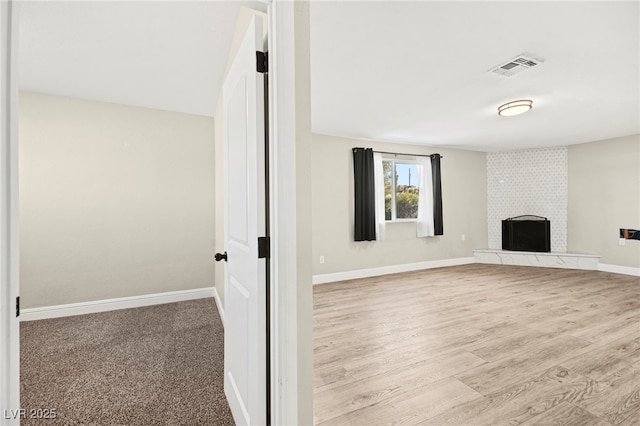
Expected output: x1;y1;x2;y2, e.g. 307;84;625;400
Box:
502;215;551;252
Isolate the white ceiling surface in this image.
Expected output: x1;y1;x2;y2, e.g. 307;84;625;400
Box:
310;1;640;151
19;1;241;117
19;1;640;152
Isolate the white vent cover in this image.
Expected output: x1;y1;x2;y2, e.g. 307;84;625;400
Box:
490;53;545;77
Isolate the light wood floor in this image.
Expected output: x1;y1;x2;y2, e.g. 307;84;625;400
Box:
313;264;640;425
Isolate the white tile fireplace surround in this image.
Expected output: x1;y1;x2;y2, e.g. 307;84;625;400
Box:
474;249;600;270
487;147;568;252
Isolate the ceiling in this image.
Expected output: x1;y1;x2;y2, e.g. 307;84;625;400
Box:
19;0;241;117
310;1;640;151
19;1;639;152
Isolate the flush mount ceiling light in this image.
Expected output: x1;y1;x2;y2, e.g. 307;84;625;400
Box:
498;99;533;117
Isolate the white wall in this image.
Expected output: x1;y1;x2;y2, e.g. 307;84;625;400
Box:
487;147;568;252
19;92;215;308
568;134;640;268
311;134;487;276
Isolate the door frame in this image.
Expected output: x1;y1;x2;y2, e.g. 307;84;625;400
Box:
225;1;311;424
266;1;307;425
0;0;20;423
0;1;310;425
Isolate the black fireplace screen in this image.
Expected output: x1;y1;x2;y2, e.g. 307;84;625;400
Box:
502;215;551;252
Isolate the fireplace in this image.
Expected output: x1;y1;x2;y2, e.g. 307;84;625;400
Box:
502;215;551;252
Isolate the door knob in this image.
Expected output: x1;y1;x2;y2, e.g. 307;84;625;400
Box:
215;251;228;262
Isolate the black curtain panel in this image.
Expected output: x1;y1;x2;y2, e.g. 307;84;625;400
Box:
431;154;444;235
353;148;376;241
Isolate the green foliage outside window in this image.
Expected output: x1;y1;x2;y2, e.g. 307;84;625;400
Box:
383;160;419;221
383;161;393;220
396;187;419;219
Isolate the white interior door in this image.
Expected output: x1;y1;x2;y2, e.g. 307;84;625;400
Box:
222;16;267;426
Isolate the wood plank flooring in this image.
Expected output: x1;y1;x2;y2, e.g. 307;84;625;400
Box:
313;264;640;425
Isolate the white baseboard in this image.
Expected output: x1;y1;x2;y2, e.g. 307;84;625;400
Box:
20;287;216;322
598;263;640;277
312;257;476;285
213;287;225;326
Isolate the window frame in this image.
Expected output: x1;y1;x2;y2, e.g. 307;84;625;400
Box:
383;158;420;223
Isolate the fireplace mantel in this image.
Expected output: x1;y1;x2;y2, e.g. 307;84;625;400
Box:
474;249;600;270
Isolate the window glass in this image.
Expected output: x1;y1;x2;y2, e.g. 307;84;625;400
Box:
383;161;393;220
382;160;419;221
395;163;419;219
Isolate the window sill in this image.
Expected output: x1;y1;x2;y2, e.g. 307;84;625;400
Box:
385;219;417;224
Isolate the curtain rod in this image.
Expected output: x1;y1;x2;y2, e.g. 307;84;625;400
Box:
372;150;443;159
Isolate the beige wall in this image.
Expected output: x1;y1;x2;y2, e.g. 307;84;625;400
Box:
568;134;640;268
19;92;215;308
311;134;488;275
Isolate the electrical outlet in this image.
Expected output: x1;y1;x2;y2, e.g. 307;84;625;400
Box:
319;256;325;264
619;238;626;246
461;234;466;241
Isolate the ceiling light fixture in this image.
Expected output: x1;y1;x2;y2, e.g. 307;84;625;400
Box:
498;99;533;117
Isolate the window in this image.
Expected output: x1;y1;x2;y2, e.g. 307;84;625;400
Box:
383;160;419;221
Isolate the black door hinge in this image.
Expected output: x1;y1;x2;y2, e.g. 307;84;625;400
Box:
16;296;19;317
258;236;270;259
256;51;268;73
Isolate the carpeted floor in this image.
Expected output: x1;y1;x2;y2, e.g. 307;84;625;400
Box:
20;298;234;425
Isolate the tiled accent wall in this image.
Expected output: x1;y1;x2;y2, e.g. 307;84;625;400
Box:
487;147;568;252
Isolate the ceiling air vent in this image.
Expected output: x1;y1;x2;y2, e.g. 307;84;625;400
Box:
489;54;545;77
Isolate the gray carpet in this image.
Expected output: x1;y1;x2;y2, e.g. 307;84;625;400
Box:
20;298;235;425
